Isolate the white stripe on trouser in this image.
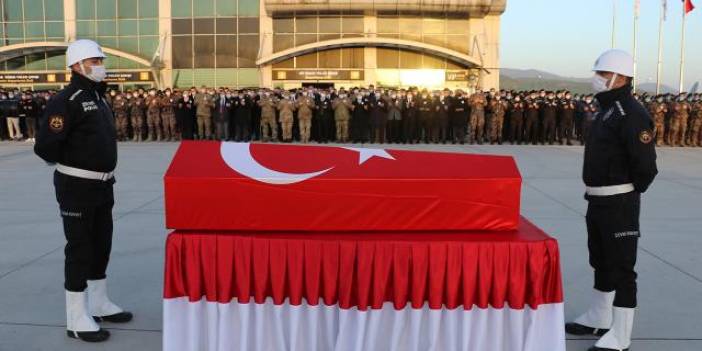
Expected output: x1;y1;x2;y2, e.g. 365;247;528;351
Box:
163;297;566;351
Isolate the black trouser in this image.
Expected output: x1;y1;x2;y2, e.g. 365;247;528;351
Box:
60;200;114;292
585;191;640;308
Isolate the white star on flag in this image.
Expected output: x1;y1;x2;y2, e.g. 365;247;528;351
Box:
341;147;396;165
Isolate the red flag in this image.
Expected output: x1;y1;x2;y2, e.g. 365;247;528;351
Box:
684;0;695;14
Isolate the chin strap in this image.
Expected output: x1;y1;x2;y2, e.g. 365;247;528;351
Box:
608;73;619;90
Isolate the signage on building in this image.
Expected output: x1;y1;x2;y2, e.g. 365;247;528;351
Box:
273;70;364;81
445;70;479;82
0;71;153;84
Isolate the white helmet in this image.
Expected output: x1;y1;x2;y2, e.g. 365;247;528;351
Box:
66;39;106;67
592;49;635;77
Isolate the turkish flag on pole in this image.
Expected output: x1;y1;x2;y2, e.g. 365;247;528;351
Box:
684;0;695;14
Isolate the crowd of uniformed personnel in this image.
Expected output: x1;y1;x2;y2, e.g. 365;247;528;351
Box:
1;86;701;147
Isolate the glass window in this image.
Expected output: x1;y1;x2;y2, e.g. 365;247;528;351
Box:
45;21;63;37
319;17;340;33
445;35;469;54
215;35;236;68
400;50;421;69
193;0;215;17
172;19;192;34
118;0;138;18
118;19;138;35
295;34;316;46
24;22;44;38
296;17;316;33
398;17;421;35
139;19;158;35
193;68;216;86
194;35;215;68
44;0;64;21
139;0;158;18
172;36;193;68
26;53;47;70
216;68;237;86
139;36;158;56
341;47;363;68
173;69;194;87
76;0;96;19
23;0;44;21
422;18;445;34
376;48;399;68
4;0;22;21
237;35;258;68
238;68;259;87
341;17;363;33
171;0;192;18
238;18;258;34
118;36;139;54
423;54;445;69
7;56;27;70
193;18;215;34
76;21;96;38
318;33;340;42
447;19;469;35
96;0;116;19
216;18;236;34
97;20;117;36
423;34;445;47
97;37;118;49
296;52;317;68
273;17;293;33
238;0;258;17
318;49;341;68
400;33;421;43
273;58;294;69
216;0;236;16
273;34;293;52
377;17;398;34
46;52;65;70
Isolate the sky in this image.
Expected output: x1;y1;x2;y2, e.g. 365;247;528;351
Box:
501;0;702;90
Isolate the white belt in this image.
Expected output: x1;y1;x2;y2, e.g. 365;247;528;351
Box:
56;164;114;181
586;183;635;196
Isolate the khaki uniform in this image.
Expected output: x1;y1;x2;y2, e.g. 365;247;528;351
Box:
194;93;215;139
277;99;296;141
648;102;668;146
160;96;178;141
258;97;278;141
689;102;702;147
488;99;507;144
145;95;161;141
669;102;691;146
468;92;486;143
296;96;316;143
130;96;145;141
112;96;129;141
332;97;353;142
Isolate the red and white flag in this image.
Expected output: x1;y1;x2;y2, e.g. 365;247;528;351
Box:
684;0;695;14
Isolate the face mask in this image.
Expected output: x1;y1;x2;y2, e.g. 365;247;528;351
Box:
82;63;107;82
592;73;617;93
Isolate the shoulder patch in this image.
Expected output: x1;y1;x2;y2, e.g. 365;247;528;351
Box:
48;115;65;133
639;130;653;144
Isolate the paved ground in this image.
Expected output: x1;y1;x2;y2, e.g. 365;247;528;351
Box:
1;141;701;351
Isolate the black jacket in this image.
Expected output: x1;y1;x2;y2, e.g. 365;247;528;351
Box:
34;72;117;173
583;85;657;193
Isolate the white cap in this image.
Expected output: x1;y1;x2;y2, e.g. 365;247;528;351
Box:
592;49;635;77
66;39;106;68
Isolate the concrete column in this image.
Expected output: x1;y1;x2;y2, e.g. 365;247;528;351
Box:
481;15;501;90
363;12;377;87
63;0;76;42
259;0;273;88
158;0;172;88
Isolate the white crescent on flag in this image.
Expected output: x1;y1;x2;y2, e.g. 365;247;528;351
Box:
219;142;395;185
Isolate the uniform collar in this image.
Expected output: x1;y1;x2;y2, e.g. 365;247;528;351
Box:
70;71;107;96
595;85;632;109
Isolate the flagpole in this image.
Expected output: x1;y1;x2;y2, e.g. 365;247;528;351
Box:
656;1;665;95
633;0;639;90
612;0;617;48
679;3;687;93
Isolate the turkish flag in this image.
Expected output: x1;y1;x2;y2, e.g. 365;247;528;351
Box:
164;141;522;232
685;0;695;14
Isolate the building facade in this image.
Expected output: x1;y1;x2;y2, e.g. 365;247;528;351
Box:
0;0;506;90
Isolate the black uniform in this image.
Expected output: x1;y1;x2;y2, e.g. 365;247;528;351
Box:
34;72;117;293
583;85;658;308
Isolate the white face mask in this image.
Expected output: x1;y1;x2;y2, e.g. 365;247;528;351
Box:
82;63;107;82
592;73;617;93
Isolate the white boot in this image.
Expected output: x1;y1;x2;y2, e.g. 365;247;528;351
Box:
66;290;109;342
594;307;635;350
575;290;615;329
87;279;124;317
